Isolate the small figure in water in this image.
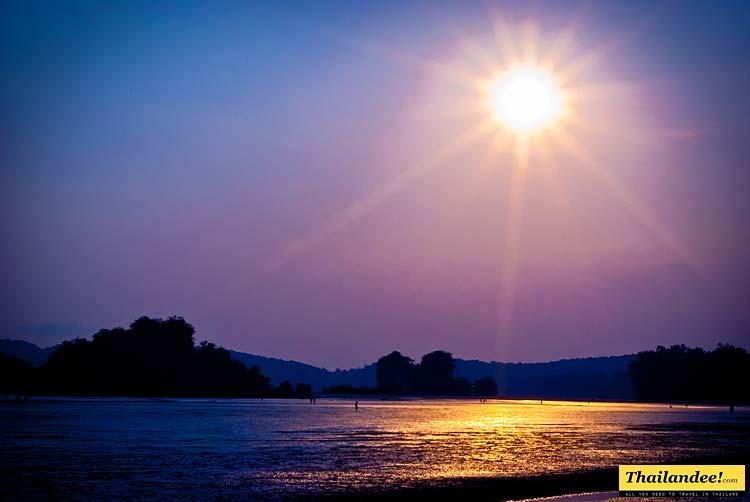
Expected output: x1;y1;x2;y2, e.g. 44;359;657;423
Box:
540;400;543;405
355;400;359;411
730;403;735;413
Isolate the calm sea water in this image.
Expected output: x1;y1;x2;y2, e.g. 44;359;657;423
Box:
1;398;748;499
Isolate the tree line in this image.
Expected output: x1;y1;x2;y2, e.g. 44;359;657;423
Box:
329;344;749;404
2;317;747;404
0;316;313;399
326;350;498;396
628;343;749;405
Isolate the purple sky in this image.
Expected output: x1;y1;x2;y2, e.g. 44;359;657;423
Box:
2;1;749;368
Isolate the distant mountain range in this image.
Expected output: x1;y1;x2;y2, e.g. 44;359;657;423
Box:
228;351;377;391
0;339;634;399
0;339;59;367
454;355;635;400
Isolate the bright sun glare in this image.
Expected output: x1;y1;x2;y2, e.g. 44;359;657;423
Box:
488;65;565;133
272;20;697;298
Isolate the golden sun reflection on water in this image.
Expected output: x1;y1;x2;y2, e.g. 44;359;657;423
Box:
5;397;744;498
232;398;747;491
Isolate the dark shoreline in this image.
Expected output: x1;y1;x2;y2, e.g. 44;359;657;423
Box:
323;454;749;501
337;469;616;501
7;395;750;409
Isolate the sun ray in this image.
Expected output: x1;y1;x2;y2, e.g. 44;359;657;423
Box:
556;6;664;87
544;27;577;71
286;13;705;312
262;117;498;272
421;58;486;90
331;34;481;91
407;96;487;123
495;136;530;356
566;80;643;101
555;45;608;86
459;128;513;201
551;127;703;273
565;110;708;150
490;18;521;65
456;36;503;76
521;22;540;63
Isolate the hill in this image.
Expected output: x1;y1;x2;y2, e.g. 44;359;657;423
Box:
0;339;59;367
1;337;632;398
454;355;635;400
229;351;376;390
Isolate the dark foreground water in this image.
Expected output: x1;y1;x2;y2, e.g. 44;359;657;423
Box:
1;398;748;500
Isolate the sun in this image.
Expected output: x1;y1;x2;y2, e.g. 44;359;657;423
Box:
269;20;697;291
487;65;565;134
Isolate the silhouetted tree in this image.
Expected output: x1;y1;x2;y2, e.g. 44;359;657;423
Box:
709;344;749;405
453;376;472;396
0;353;34;398
416;351;454;394
277;380;294;398
294;382;312;399
474;377;498;397
38;316;274;397
376;351;414;394
376;350;495;396
628;344;750;405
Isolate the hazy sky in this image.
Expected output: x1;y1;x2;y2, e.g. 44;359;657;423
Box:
2;1;749;368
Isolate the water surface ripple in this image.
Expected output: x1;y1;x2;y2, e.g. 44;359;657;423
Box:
1;398;748;499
